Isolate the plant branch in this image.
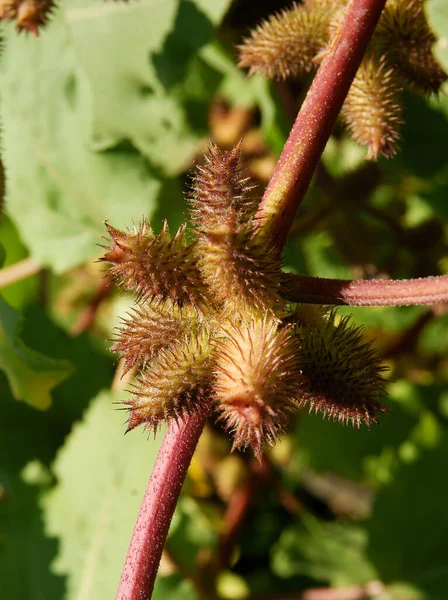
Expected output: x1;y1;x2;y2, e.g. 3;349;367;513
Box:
115;1;391;597
71;276;112;336
218;458;270;568
115;405;209;600
282;273;448;306
0;256;40;288
255;0;387;249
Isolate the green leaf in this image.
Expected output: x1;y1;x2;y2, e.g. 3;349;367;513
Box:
65;0;231;175
168;496;218;570
0;304;113;473
0;13;161;272
20;303;114;423
295;381;443;484
0;216;38;310
388;94;448;179
272;517;377;587
426;0;448;75
0;298;73;409
0;471;65;600
44;390;162;600
368;433;448;598
153;574;198;600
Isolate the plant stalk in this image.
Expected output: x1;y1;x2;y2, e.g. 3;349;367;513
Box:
282;273;448;306
115;405;209;600
116;1;390;597
0;257;40;288
256;0;387;248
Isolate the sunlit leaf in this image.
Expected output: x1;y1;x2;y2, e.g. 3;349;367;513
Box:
0;298;73;409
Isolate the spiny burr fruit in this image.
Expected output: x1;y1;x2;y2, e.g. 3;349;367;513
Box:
103;145;387;460
238;0;447;160
294;311;388;427
215;315;301;460
0;0;54;34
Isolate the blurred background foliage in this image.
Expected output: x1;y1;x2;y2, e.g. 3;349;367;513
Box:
0;0;447;598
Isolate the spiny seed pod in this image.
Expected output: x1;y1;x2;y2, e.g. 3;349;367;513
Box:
342;56;403;160
101;220;205;307
126;330;213;435
238;0;446;159
374;0;447;94
238;0;345;80
197;224;285;314
112;299;199;373
296;313;387;427
102;141;389;461
215;315;301;460
188;143;257;235
189;145;284;313
284;303;329;328
0;0;54;34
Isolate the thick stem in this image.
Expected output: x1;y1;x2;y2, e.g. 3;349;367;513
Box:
256;0;387;248
282;273;448;306
116;405;209;600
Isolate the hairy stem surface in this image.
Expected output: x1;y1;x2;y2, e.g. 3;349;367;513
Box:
283;274;448;306
116;406;209;600
256;0;387;248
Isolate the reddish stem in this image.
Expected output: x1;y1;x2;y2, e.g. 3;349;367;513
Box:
116;1;391;597
282;273;448;306
71;276;112;336
218;458;270;568
116;406;209;600
256;0;387;248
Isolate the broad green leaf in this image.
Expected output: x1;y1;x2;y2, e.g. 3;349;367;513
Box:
0;471;65;600
193;0;231;24
0;216;38;310
0;13;161;272
0;304;112;472
153;574;198;600
419;314;448;355
295;381;443;484
388;94;448;179
290;230;355;279
272;517;377;587
65;0;231;174
426;0;448;75
0;298;73;409
44;391;162;600
0;372;66;473
167;496;218;570
19;303;114;424
368;433;448;598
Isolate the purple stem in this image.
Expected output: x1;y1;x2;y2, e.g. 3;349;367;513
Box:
255;0;387;248
115;406;209;600
283;274;448;306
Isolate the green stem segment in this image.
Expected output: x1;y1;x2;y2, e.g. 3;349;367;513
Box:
283;274;448;306
116;406;209;600
256;0;387;249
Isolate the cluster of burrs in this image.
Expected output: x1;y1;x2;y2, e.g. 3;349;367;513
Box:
0;0;54;34
239;0;447;160
102;145;387;460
